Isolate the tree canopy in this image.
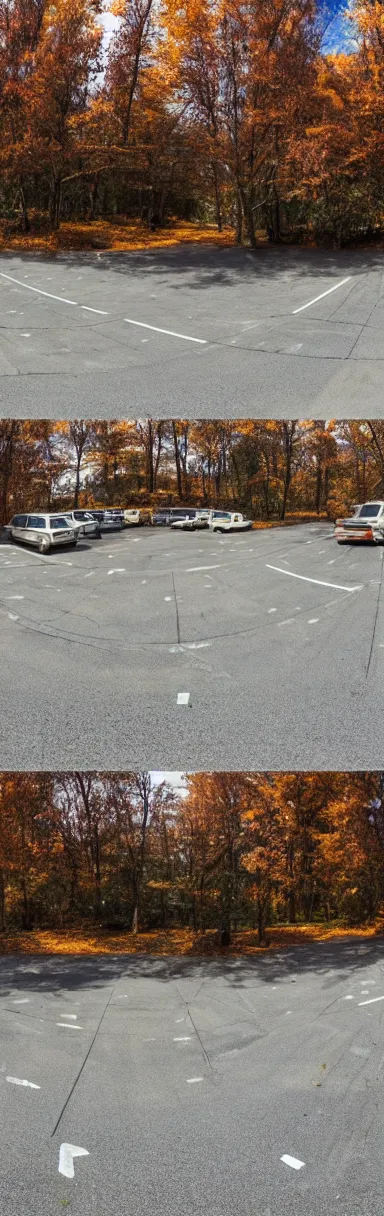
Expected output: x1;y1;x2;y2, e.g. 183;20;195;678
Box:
2;418;384;524
0;0;382;244
1;771;384;943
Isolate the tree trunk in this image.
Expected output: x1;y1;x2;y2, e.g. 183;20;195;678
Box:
172;422;183;499
50;178;62;230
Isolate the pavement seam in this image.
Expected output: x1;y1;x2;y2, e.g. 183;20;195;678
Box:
50;977;120;1138
365;549;384;678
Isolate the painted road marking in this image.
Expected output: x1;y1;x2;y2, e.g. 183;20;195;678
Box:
186;1077;203;1083
174;1036;192;1041
265;565;363;592
12;998;30;1004
6;1076;40;1089
292;277;352;314
60;1014;77;1019
56;1022;83;1029
358;995;384;1006
0;271;78;305
124;318;206;343
81;305;109;315
281;1155;305;1170
58;1144;89;1180
186;564;222;572
107;568;125;575
177;693;191;706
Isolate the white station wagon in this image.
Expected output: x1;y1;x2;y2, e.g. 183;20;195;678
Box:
7;512;79;553
208;511;253;533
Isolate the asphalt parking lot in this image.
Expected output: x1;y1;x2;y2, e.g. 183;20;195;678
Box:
0;247;383;417
1;521;384;769
1;938;384;1216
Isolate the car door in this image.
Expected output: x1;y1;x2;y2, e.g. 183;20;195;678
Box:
25;514;47;546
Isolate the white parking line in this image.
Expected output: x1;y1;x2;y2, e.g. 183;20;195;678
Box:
292;277;352;313
124;317;206;343
265;565;363;592
81;305;109;315
0;271;78;305
358;995;384;1006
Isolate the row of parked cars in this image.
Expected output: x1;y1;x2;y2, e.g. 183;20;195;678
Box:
4;505;253;553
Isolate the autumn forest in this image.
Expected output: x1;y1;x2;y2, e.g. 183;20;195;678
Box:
0;0;383;247
1;772;384;953
2;418;384;525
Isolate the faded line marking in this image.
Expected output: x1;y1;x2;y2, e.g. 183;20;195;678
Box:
186;1077;203;1083
173;1036;192;1041
292;277;352;313
124;317;206;343
265;565;362;592
56;1022;83;1029
6;1076;40;1089
186;564;221;573
81;305;109;315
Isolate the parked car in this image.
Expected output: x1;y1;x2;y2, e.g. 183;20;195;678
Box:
123;508;153;526
170;510;210;531
208;511;253;533
63;510;102;538
87;510;124;532
334;501;384;544
6;512;79;553
154;507;209;527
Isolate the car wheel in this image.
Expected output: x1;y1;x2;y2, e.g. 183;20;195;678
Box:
38;538;50;553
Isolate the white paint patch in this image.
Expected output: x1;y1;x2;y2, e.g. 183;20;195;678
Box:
308;618;319;624
124;317;206;343
268;608;277;614
177;693;191;706
277;617;295;627
58;1144;89;1180
173;1036;192;1042
292;276;351;314
164;596;172;602
281;1155;305;1170
343;995;353;1000
107;568;125;575
358;995;384;1006
56;1022;83;1029
0;271;78;305
60;1014;77;1020
186;1077;203;1083
6;1076;40;1089
186;564;221;573
8;613;19;621
175;1018;185;1023
12;998;30;1004
265;565;362;593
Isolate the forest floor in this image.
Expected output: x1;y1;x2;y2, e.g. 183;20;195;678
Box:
0;922;383;956
0;217;238;254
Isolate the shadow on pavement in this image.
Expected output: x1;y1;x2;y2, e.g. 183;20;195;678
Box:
0;936;383;998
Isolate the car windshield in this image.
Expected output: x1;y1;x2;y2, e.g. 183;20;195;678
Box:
50;517;70;529
212;511;232;520
358;504;382;518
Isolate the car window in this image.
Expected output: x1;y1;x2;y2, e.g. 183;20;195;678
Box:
212;511;231;520
49;517;70;529
358;504;381;518
12;515;28;527
27;515;46;529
